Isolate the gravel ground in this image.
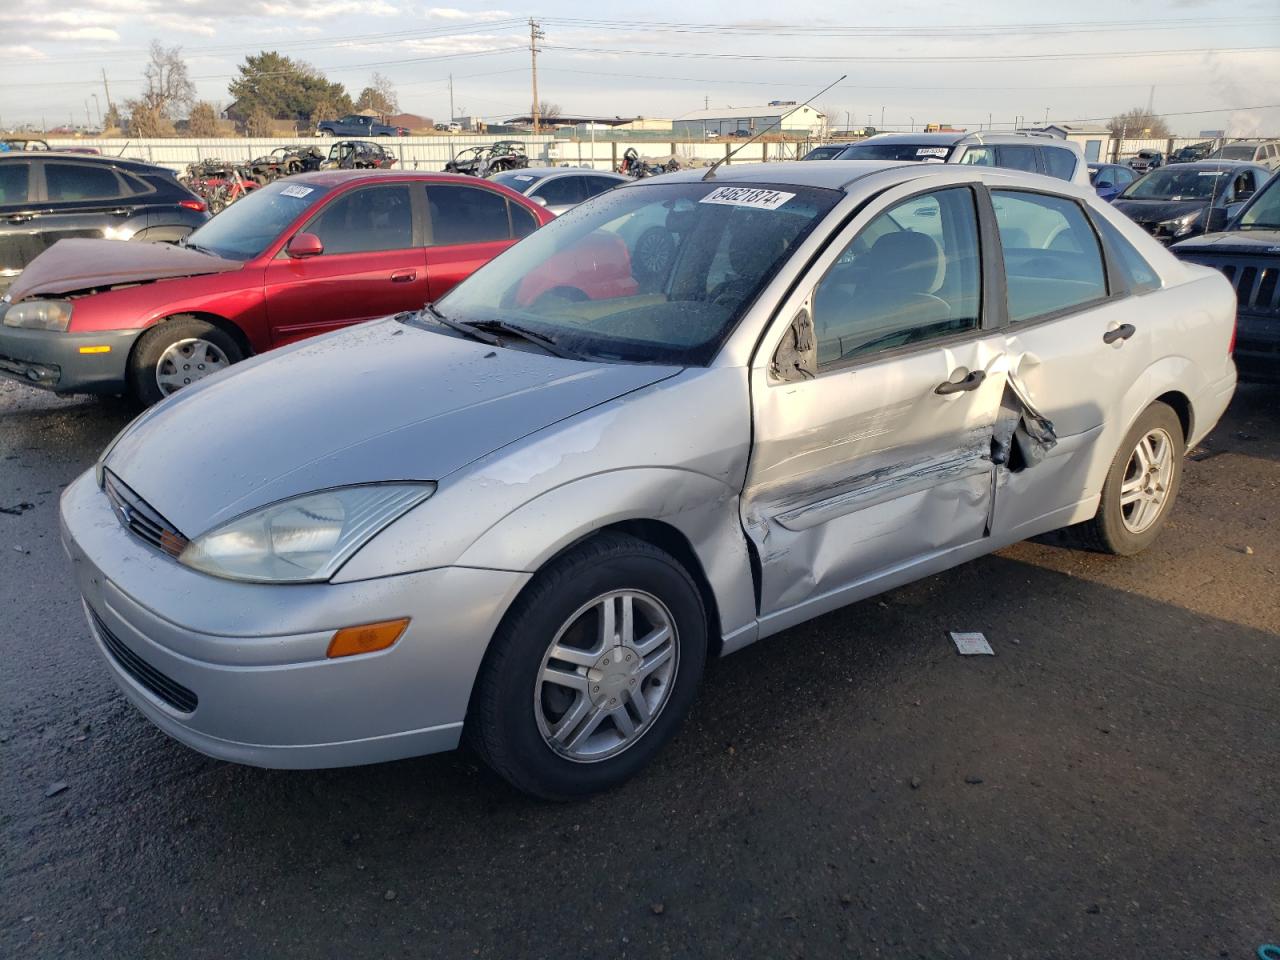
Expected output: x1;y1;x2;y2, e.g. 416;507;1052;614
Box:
2;376;1277;959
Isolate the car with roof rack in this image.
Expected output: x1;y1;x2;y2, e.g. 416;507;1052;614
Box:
807;131;1089;185
58;159;1236;798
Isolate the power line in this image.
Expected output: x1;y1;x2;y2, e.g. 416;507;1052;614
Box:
543;43;1280;63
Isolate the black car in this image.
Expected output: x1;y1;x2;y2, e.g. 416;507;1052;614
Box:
1111;161;1269;244
1172;169;1280;381
0;154;207;293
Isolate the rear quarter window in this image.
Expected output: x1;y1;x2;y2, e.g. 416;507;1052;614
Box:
1041;148;1077;181
1093;214;1161;295
0;162;31;204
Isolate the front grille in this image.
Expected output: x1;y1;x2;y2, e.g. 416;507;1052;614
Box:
90;607;198;713
103;470;189;557
1181;255;1280;316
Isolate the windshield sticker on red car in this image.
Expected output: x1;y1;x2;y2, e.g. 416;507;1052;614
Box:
280;184;315;198
699;187;796;210
916;148;949;157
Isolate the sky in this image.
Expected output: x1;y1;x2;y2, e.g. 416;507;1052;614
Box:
3;0;1279;136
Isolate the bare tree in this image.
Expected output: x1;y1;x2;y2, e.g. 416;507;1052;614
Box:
187;101;220;137
1108;107;1171;139
128;41;196;120
246;107;274;138
356;72;399;116
538;100;561;123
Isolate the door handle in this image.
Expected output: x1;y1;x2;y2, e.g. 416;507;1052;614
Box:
1103;323;1136;344
390;270;417;283
935;369;986;395
5;214;34;224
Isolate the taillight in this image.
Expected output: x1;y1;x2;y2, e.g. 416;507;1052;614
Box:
180;199;207;212
1228;316;1237;356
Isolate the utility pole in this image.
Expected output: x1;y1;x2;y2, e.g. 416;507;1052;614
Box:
84;100;91;129
101;69;114;114
529;18;544;134
448;74;454;125
92;94;101;128
704;96;709;110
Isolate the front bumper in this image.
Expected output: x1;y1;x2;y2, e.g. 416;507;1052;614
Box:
59;470;530;769
0;324;138;394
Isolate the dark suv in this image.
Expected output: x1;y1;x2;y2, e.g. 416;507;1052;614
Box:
0;154;207;293
1172;169;1280;381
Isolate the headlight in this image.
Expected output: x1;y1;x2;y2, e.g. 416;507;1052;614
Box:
1161;210;1202;238
3;299;73;331
178;484;435;583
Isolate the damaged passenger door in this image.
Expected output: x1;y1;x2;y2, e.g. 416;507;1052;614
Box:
743;184;1007;628
986;189;1145;537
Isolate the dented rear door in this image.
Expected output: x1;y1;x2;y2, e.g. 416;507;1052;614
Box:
742;181;1007;620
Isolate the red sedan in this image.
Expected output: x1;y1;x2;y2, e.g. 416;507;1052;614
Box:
0;171;558;405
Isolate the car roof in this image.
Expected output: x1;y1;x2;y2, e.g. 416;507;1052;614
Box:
649;160;911;190
0;152;172;174
506;167;627;178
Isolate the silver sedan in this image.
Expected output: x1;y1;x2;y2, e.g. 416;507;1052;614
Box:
489;166;629;216
61;161;1237;798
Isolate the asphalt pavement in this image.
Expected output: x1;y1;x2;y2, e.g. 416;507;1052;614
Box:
2;375;1277;959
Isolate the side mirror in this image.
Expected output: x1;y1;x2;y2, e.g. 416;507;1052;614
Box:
286;232;324;258
771;307;817;382
1206;208;1229;233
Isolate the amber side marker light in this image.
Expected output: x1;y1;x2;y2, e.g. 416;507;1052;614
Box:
326;618;410;659
78;345;112;354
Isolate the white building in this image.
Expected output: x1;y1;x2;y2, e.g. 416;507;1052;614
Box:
673;102;826;139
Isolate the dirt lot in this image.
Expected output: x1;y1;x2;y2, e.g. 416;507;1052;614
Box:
2;376;1277;959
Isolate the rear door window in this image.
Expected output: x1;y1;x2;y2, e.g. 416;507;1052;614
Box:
996;146;1040;174
306;185;414;254
582;176;621;199
532;176;585;207
1041;148;1076;181
426;184;512;245
44;162;124;201
992;190;1108;321
0;162;31;205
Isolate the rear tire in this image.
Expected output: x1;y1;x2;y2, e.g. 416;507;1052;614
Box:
467;533;707;800
1057;401;1184;555
127;316;244;407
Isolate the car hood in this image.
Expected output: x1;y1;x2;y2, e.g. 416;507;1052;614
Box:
1170;228;1280;256
1110;198;1211;224
4;238;241;303
105;316;681;536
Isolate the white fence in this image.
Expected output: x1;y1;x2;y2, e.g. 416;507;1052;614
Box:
43;136;811;174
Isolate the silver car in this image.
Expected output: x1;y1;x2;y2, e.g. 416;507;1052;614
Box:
61;161;1237;799
490;167;629;216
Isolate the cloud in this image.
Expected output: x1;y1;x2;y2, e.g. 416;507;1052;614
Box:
0;44;48;59
425;7;511;20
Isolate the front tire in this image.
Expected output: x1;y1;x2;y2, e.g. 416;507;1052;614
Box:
127;316;244;407
467;533;707;800
1059;401;1184;555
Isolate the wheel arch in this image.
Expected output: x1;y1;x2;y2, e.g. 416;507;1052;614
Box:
1153;389;1193;444
134;311;253;361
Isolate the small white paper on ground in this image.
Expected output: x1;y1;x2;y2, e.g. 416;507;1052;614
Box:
950;631;994;655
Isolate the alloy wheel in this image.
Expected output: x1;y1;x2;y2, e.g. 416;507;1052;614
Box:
1119;427;1175;534
534;589;678;763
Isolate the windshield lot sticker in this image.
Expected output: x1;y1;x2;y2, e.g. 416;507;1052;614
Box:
700;187;796;210
514;175;535;181
280;185;315;198
916;147;949;157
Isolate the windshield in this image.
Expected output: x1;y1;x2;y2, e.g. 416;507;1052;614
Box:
1238;176;1280;230
837;142;953;162
185;180;329;261
1120;168;1231;201
490;171;543;191
429;181;841;365
1211;146;1255;160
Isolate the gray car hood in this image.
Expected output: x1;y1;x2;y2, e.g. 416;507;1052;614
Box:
107;317;680;535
